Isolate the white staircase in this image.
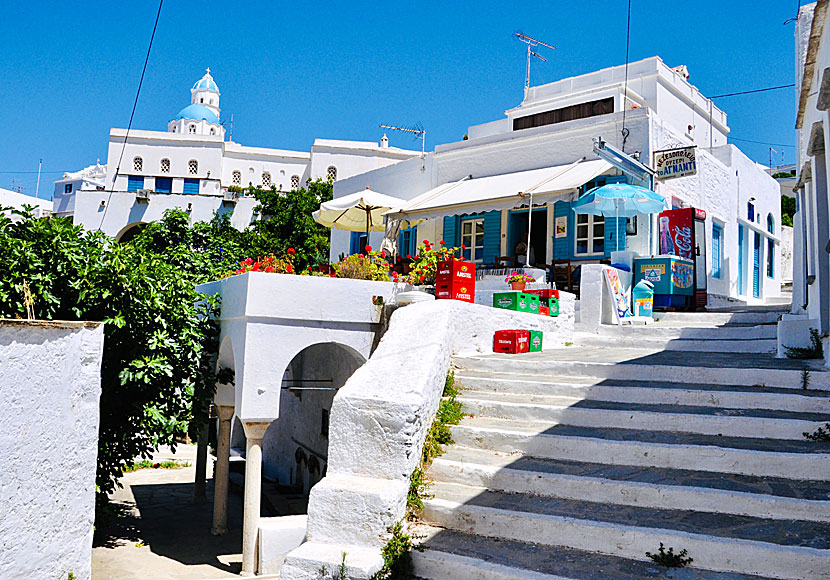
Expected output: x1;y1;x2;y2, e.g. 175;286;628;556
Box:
413;310;830;580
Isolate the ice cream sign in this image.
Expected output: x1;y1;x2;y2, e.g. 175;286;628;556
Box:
654;146;697;180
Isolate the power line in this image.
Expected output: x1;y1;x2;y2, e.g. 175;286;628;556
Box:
730;137;795;148
620;0;632;151
0;171;64;174
711;84;795;98
98;0;164;232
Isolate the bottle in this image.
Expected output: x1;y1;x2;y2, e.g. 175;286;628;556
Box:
659;216;675;256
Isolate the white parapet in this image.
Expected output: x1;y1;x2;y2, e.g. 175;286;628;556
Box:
281;296;574;578
0;319;105;580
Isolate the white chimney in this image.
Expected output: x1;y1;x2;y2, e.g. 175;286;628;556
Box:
380;133;389;148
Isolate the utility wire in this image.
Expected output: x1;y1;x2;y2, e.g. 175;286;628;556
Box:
620;0;632;152
711;84;795;98
98;0;164;232
729;137;795;148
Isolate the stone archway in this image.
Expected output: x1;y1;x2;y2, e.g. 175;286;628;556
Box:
115;222;148;243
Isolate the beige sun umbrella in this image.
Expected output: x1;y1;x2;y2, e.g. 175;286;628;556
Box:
312;187;407;235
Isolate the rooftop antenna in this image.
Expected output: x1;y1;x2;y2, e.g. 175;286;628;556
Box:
515;33;556;98
379;123;426;170
769;147;784;169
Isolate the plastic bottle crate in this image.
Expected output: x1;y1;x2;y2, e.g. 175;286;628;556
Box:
493;329;530;353
528;330;543;352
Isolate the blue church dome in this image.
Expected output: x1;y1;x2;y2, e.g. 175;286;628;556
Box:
193;77;219;92
174;103;219;124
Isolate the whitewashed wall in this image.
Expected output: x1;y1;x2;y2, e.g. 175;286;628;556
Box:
0;320;104;580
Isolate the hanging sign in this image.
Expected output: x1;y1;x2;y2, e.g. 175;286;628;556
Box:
654;146;697;180
555;216;568;238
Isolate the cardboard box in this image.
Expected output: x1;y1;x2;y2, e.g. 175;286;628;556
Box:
528;330;543;352
538;305;549;317
493;329;530;354
525;288;560;299
436;260;476;283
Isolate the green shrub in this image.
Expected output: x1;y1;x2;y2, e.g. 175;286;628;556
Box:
784;328;824;360
646;543;693;568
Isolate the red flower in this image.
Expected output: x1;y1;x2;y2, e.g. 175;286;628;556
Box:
265;266;274;273
419;274;426;281
381;251;386;258
461;244;466;249
359;253;364;258
440;240;445;245
287;248;295;255
406;254;412;259
365;245;372;252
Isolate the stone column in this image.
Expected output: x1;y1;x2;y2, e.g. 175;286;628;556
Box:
193;421;209;503
211;405;235;535
241;421;270;577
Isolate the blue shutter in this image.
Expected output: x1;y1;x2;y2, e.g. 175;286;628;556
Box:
553;201;571;260
712;224;722;278
183;179;200;194
443;215;459;247
127;176;144;192
155;177;172;193
350;232;360;255
482;211;501;264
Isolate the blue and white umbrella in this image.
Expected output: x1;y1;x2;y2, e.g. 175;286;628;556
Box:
571;183;668;251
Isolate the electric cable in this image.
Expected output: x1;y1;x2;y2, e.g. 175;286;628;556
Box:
711;84;795;98
97;0;164;232
620;0;632;151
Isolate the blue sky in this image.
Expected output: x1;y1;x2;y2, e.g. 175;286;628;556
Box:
0;1;802;198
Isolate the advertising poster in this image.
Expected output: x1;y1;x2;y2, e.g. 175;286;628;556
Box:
658;208;694;260
555;216;568;238
603;267;630;325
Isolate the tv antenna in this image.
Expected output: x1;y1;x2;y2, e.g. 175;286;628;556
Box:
379;123;426;168
515;33;555;97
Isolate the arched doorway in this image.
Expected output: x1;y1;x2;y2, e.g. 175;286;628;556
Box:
257;342;365;515
115;222;147;243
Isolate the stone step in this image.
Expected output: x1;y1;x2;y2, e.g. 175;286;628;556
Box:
428;446;830;522
411;525;778;580
575;334;777;354
454;372;830;414
458;392;828;440
655;311;783;325
593;324;778;340
421;482;830;580
454;351;830;390
450;417;830;479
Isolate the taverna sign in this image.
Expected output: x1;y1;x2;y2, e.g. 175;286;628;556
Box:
654;146;697;180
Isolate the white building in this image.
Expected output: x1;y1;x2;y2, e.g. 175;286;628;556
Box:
0;187;52;220
58;69;419;241
332;56;782;304
783;0;830;362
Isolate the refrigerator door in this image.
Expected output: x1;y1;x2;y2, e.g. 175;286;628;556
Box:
694;218;708;292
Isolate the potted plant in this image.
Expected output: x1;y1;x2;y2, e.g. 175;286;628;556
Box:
505;271;534;291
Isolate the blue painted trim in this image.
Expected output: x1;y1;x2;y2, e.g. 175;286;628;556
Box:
183;178;200;194
127;176;144;192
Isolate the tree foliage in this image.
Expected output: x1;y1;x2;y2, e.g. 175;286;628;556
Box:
249;178;333;267
781;195;796;228
0;208;220;494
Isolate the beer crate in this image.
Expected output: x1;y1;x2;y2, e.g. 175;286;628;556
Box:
493;330;530;354
436;279;475;303
528;330;543;352
493;292;538;313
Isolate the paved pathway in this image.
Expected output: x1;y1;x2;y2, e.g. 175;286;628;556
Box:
92;445;243;580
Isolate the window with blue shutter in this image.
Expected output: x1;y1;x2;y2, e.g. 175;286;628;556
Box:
712;224;722;279
183;179;199;194
155;177;172;193
127;176;144;192
398;227;417;258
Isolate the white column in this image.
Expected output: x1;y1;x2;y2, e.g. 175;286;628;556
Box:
211;405;234;536
241;421;270;576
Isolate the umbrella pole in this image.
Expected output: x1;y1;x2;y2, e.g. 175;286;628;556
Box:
526;192;534;267
615;201;620;253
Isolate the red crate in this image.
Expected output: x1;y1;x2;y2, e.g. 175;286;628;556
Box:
538;305;550;316
493;330;530;354
436;260;476;284
436;279;475;303
525;288;559;299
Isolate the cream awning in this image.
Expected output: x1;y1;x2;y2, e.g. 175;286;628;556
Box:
386;159;613;223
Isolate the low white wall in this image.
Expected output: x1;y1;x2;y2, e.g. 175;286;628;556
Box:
0;320;105;580
281;297;574;578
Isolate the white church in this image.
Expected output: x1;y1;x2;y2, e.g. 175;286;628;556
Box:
54;69;419;241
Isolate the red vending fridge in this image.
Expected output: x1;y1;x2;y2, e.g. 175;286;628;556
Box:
657;207;708;309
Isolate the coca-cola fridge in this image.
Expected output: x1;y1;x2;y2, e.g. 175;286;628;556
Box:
657;207;708;309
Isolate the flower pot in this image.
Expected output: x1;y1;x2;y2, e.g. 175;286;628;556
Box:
510;282;526;291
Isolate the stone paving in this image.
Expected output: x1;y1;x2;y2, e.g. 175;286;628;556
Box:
92;445;243;580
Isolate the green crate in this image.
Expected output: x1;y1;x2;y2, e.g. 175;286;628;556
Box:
528;330;543;352
526;294;540;314
548;298;560;317
493;292;531;312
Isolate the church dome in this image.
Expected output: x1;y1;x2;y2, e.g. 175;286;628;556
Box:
192;69;219;92
174;103;219;124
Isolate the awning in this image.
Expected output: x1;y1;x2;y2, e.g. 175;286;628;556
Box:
386;159;613;223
